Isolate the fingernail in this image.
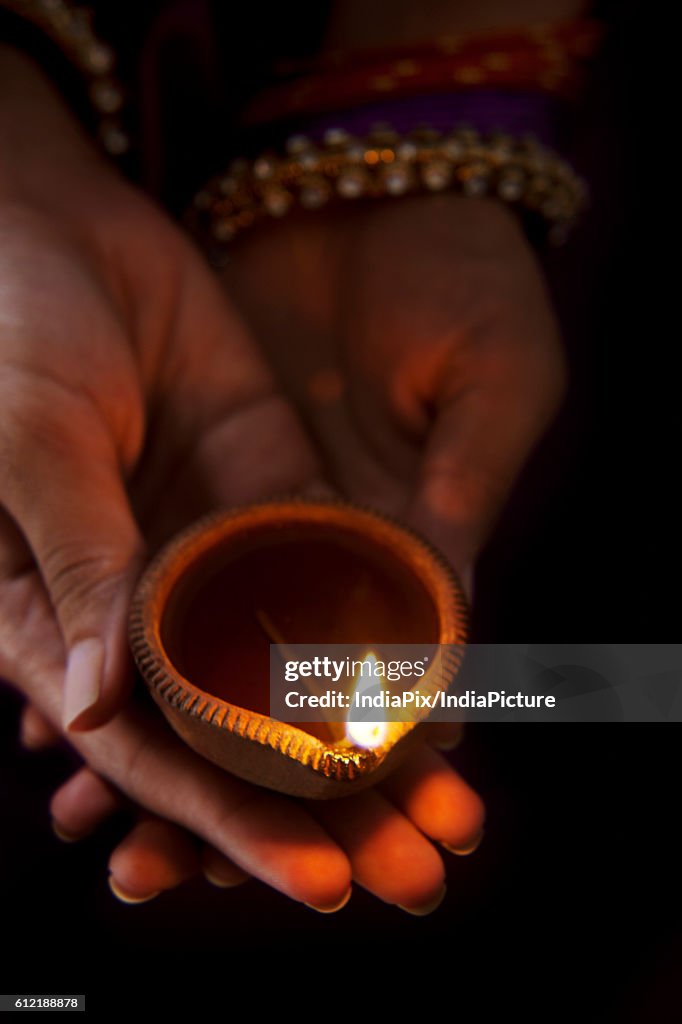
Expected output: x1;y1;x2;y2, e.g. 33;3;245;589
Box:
51;819;81;843
398;884;447;917
108;876;160;905
203;869;244;890
432;732;463;752
305;887;352;914
62;638;105;731
442;829;484;856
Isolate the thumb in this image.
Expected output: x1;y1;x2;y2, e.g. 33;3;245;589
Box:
409;382;559;579
1;412;144;732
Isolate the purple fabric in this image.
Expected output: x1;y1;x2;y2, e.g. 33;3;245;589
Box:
290;90;560;146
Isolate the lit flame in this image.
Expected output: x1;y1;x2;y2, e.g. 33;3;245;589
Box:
346;652;388;748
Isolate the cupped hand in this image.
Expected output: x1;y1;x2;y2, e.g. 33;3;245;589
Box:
2;50;484;913
220;192;567;580
10;608;482;912
0;47;317;733
22;703;477;909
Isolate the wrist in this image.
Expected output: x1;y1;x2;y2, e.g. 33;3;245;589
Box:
190;125;585;253
0;44;108;209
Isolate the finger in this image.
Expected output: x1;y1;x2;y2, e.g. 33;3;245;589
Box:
19;703;61;751
131;258;325;546
59;704;351;912
380;744;485;855
410;398;535;574
303;391;408;513
3;560;354;912
409;309;566;571
108;817;200;903
0;390;145;732
50;765;249;894
201;845;250;889
0;508;66;701
139;394;327;548
181;392;323;508
312;788;446;914
50;767;123;841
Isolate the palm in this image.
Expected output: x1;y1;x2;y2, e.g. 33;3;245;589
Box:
222;193;565;573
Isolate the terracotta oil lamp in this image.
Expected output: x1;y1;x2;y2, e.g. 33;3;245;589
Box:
129;500;468;798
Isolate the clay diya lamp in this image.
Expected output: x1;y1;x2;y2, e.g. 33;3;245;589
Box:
129;500;468;799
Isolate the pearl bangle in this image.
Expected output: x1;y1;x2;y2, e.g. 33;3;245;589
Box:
190;124;587;253
1;0;128;155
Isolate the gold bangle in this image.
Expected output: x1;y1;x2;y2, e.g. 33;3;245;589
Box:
190;125;587;252
1;0;128;155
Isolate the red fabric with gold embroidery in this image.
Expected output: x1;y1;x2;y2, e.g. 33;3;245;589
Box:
243;19;604;126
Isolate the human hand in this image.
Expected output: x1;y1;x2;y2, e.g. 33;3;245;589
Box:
11;641;482;912
0;46;318;732
1;49;484;913
220;193;567;582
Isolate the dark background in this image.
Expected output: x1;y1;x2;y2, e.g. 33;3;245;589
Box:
1;4;679;1019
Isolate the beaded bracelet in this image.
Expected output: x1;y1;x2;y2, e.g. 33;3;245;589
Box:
0;0;128;155
190;124;587;254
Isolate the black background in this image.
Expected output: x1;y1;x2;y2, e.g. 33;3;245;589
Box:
1;5;679;1020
